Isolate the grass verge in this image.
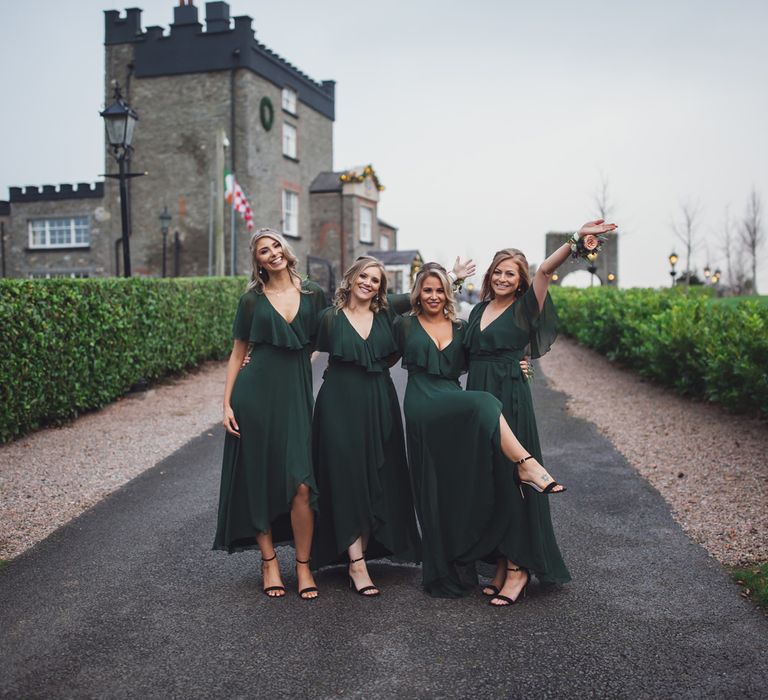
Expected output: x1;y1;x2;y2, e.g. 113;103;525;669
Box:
731;562;768;611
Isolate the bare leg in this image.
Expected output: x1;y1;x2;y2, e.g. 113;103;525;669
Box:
291;483;318;599
499;416;565;493
482;557;507;596
255;531;285;597
348;534;379;595
489;559;530;607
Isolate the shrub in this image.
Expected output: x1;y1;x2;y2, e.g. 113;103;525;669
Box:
0;277;245;443
550;287;768;418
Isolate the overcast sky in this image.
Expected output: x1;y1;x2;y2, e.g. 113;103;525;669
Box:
1;0;766;289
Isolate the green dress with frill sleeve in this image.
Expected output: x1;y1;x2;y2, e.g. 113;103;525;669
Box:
311;304;421;568
213;280;327;553
395;314;521;598
464;286;571;584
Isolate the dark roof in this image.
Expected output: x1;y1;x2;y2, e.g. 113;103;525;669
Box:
309;171;343;193
377;218;397;231
0;201;10;216
369;249;421;265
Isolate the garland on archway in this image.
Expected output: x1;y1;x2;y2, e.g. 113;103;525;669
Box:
339;164;385;191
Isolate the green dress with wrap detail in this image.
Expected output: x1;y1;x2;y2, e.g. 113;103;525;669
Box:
395;315;522;598
464;286;570;584
213;280;326;553
311;305;421;568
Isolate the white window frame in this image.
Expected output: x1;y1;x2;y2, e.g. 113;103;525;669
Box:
283;122;297;159
282;190;299;238
282;87;297;114
359;206;373;243
28;216;90;249
378;233;390;251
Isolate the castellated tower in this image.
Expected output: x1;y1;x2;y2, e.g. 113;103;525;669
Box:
104;1;335;276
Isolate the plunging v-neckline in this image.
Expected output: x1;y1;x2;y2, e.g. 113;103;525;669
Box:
341;308;374;341
264;285;302;325
416;317;453;352
479;300;515;333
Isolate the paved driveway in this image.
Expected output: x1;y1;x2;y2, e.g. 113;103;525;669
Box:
1;359;766;698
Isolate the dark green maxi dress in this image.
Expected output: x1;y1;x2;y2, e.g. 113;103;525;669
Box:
395;314;521;598
311;306;421;568
213;280;327;553
464;286;571;584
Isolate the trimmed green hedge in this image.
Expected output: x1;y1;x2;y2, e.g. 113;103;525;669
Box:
0;278;245;443
550;287;768;418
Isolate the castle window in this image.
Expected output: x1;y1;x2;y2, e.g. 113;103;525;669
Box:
282;87;297;115
28;216;90;249
282;190;299;237
283;122;297;159
359;206;373;243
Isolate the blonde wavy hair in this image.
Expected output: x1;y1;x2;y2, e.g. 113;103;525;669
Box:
247;228;305;293
333;256;390;313
480;248;531;301
410;263;458;322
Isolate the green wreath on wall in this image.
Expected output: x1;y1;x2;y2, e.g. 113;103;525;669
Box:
259;96;274;131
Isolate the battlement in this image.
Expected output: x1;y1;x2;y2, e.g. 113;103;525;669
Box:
0;201;10;216
104;1;335;119
9;183;105;203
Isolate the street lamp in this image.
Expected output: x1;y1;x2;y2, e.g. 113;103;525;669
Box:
100;81;143;277
712;268;721;285
159;206;172;277
668;252;679;286
703;264;711;280
586;252;598;287
607;272;616;284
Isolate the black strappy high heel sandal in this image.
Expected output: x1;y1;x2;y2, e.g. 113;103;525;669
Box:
515;455;566;495
489;566;530;607
348;555;380;597
261;552;285;598
295;558;319;600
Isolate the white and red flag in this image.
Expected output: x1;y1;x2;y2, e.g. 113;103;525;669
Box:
224;170;254;230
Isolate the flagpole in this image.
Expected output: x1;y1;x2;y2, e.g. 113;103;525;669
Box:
230;177;237;276
214;130;226;276
208;180;214;276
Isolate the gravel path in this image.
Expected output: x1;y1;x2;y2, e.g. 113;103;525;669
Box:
539;337;767;567
0;361;227;560
2;337;765;567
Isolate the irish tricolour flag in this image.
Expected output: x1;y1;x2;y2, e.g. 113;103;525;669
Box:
224;170;254;231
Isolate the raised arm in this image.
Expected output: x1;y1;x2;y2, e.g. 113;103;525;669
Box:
532;219;617;310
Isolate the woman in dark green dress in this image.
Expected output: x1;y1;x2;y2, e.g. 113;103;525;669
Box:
465;219;617;604
395;264;562;602
311;257;421;596
213;229;326;600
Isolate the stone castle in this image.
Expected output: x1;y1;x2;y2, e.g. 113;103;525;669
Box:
0;1;408;291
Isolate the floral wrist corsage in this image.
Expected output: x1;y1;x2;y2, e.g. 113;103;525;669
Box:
567;230;606;260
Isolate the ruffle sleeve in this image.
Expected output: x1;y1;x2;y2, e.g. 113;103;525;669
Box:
514;285;558;359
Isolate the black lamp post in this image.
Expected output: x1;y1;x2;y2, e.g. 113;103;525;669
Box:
586;252;598;287
703;263;712;282
159;206;172;278
669;252;679;286
100;82;142;277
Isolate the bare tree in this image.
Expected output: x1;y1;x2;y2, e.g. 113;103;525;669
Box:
673;200;700;287
740;187;764;294
593;171;613;220
720;206;734;288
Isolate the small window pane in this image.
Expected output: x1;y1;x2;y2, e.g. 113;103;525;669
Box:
49;220;71;245
282;87;297;113
360;206;373;243
283;123;297;159
283;190;299;237
74;217;90;244
30;221;47;246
